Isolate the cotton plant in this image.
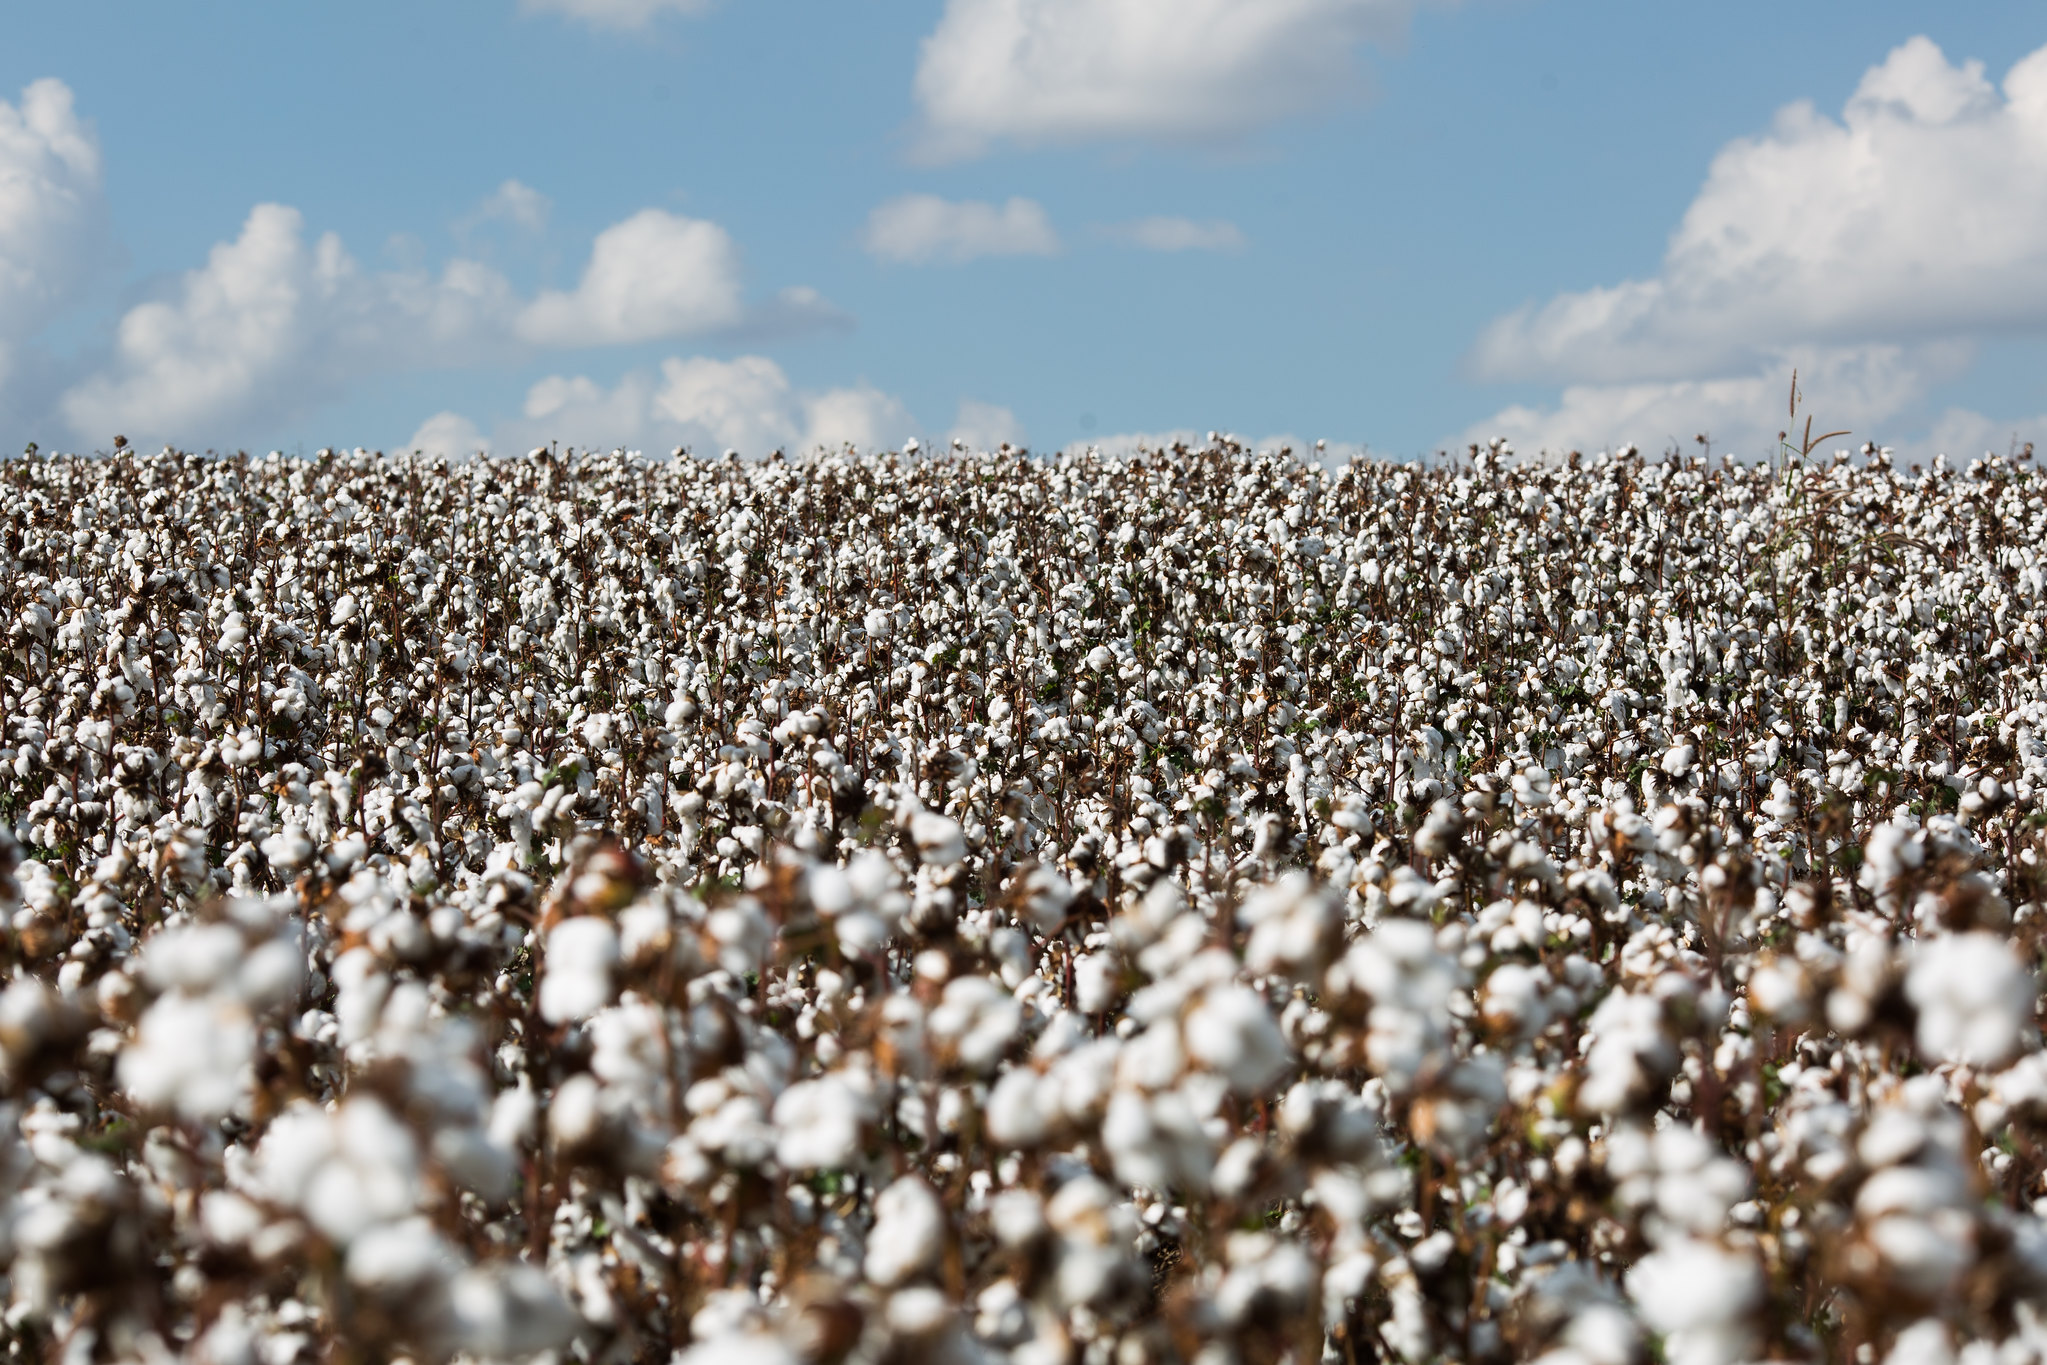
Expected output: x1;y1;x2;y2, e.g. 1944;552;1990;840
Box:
3;435;2047;1359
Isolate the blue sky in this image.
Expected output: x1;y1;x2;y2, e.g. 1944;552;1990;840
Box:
1;1;2043;460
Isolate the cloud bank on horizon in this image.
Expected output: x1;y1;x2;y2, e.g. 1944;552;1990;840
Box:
1459;36;2047;460
0;8;2042;461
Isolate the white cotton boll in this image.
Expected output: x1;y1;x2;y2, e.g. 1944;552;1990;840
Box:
259;828;314;871
708;902;772;976
1625;1239;1760;1354
446;1262;585;1360
990;1189;1046;1248
930;976;1022;1073
433;1126;518;1205
673;1334;799;1365
1660;743;1696;777
489;1080;539;1151
549;1074;607;1150
235;937;303;1012
1867;1212;1973;1297
119;994;255;1121
142;923;247;993
1072;953;1118;1014
910;810;967;868
1883;1318;1956;1365
865;1176;945;1287
864;608;893;641
199;1191;265;1247
773;1073;870;1170
1020;863;1079;934
1905;932;2034;1068
251;1102;340;1205
300;1099;421;1244
1116;1023;1186;1092
986;1068;1053;1146
886;1285;953;1337
836;909;890;955
540;917;619;1024
1085;645;1115;673
808;864;853;915
345;1216;450;1292
1184;985;1290;1093
330;593;359;626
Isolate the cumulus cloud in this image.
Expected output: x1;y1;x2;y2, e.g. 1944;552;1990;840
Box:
60;204;525;444
0;78;104;388
912;0;1414;160
1101;216;1245;252
403;410;492;458
463;179;551;234
1922;406;2047;461
1454;344;1964;462
1472;37;2047;386
448;355;919;457
1460;37;2047;462
59;197;832;447
862;195;1059;265
517;209;746;346
948;399;1025;451
518;0;714;28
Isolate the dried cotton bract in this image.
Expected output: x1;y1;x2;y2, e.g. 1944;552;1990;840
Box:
3;435;2047;1361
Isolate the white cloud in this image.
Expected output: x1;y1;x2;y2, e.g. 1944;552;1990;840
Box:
1922;406;2047;461
517;208;746;346
403;410;492;458
58;198;832;447
1472;37;2047;386
1102;216;1245;252
471;355;919;457
1453;345;1960;462
466;179;551;233
1064;427;1205;456
863;195;1059;265
0;78;104;390
948;399;1025;451
518;0;713;29
912;0;1413;160
60;204;526;444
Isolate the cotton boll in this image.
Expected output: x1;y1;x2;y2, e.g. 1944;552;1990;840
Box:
1184;985;1290;1093
986;1067;1054;1146
445;1262;584;1359
910;810;966;868
118;995;256;1121
540;917;619;1024
929;976;1022;1073
773;1072;871;1171
865;1176;944;1287
1072;952;1119;1014
1625;1240;1760;1365
141;923;246;994
1905;932;2034;1068
345;1216;451;1293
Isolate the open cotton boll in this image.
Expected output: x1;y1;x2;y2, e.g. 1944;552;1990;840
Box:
772;1072;871;1171
864;1176;945;1287
1183;984;1290;1093
1625;1239;1761;1365
445;1262;584;1360
540;917;619;1024
910;810;966;868
118;995;256;1121
345;1215;452;1292
1905;932;2034;1068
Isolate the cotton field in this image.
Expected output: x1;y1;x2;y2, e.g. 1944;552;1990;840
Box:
4;434;2047;1364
